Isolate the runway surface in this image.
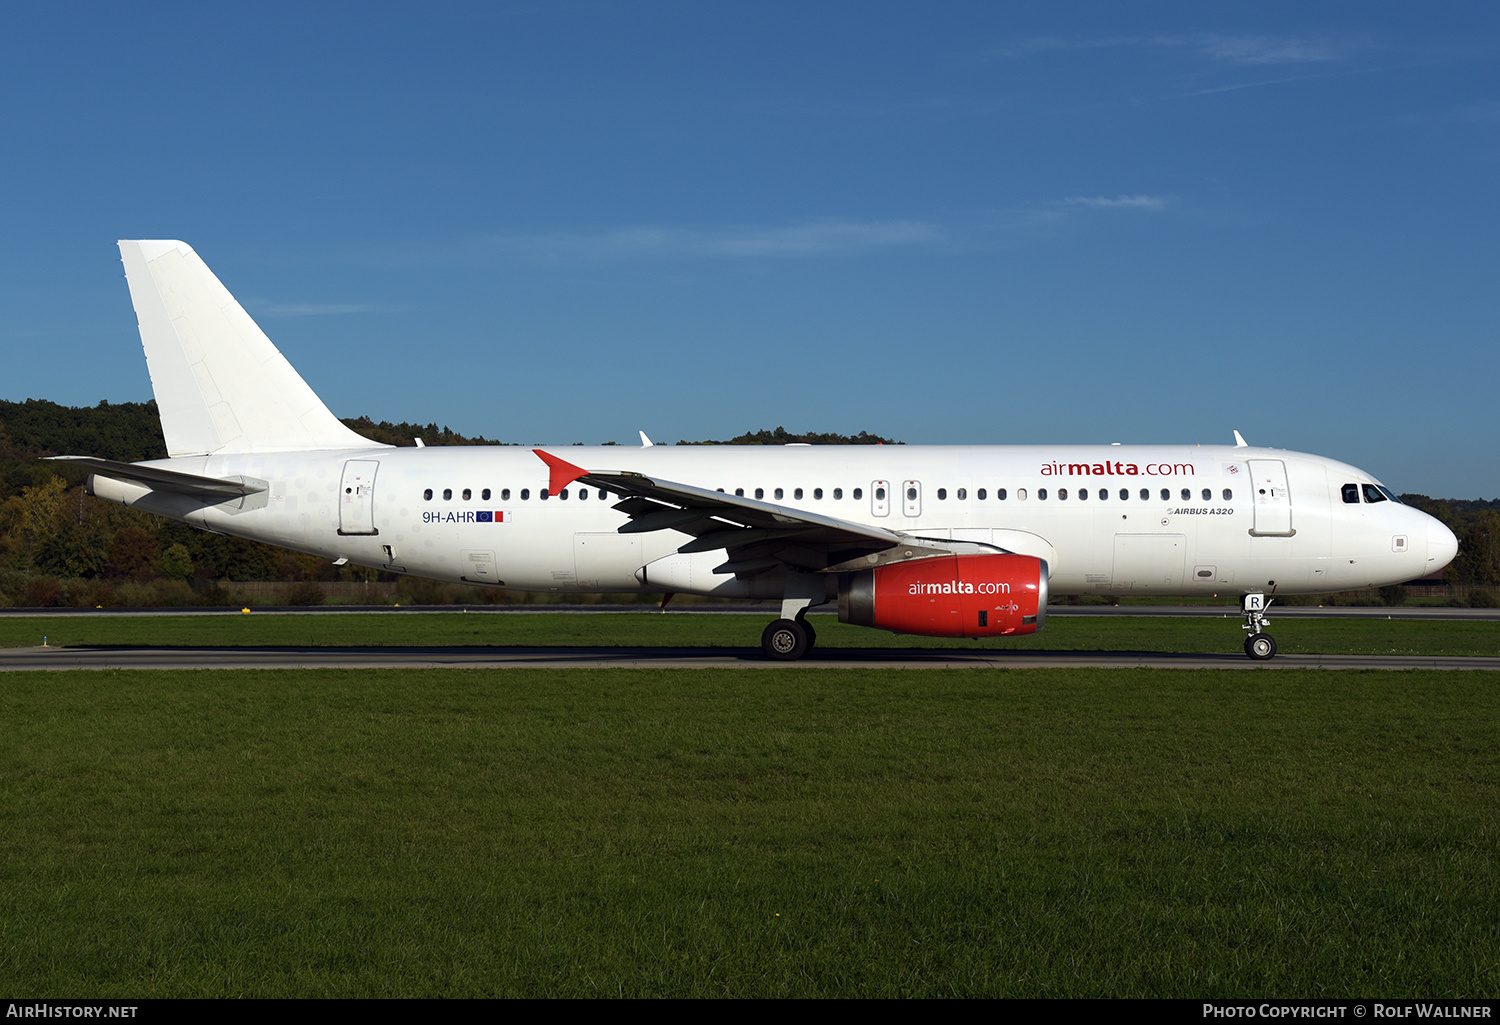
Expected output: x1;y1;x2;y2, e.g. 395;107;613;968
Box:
4;644;1497;671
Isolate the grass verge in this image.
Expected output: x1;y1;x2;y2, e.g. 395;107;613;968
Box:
3;668;1498;996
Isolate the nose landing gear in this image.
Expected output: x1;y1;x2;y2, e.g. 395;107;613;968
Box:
1241;592;1277;660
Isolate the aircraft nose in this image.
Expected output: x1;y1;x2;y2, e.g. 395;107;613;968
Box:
1427;517;1459;575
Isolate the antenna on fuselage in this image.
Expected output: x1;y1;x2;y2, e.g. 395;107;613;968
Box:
639;431;655;447
1233;430;1248;448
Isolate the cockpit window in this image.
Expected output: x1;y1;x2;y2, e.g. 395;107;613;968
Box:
1342;483;1360;504
1362;484;1388;504
1378;486;1402;504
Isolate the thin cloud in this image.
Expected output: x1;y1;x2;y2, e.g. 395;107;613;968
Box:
1183;33;1351;66
375;205;1172;271
991;32;1360;67
1458;100;1500;123
251;302;381;317
1061;195;1168;211
486;219;945;262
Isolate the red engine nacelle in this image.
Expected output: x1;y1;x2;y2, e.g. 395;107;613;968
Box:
838;553;1049;639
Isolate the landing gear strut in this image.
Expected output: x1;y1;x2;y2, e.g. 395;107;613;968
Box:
1241;592;1276;660
762;573;825;661
797;613;817;652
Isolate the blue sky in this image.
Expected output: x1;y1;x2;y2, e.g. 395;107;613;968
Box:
2;2;1496;497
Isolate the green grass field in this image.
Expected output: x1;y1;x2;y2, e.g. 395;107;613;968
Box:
3;666;1498;997
2;610;1497;656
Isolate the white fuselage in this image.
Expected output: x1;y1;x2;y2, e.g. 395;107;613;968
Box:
92;443;1456;600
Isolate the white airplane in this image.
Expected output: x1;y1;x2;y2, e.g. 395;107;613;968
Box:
55;240;1459;660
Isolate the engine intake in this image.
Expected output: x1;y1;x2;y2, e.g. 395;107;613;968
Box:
839;553;1048;638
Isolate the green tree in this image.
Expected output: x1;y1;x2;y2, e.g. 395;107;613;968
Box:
106;526;160;580
160;543;194;582
17;476;67;569
1456;509;1500;585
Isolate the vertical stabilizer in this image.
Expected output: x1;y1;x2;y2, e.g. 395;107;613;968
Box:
118;240;383;456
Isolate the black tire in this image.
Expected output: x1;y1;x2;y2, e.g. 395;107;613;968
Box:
762;618;809;661
1245;633;1277;660
798;617;817;651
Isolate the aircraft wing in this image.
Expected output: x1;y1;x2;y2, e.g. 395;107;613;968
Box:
534;449;961;574
46;456;267;499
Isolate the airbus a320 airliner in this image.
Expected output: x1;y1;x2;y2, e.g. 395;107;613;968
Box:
54;241;1459;660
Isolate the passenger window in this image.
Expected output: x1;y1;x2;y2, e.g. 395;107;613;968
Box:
1120;489;1129;500
906;487;917;501
1202;488;1211;501
1016;489;1025;501
1342;483;1360;504
775;488;784;500
481;488;491;501
559;489;569;500
875;487;885;500
978;488;987;500
735;488;744;497
1223;489;1232;501
501;489;510;500
1077;488;1086;501
813;488;822;500
998;488;1007;500
1098;489;1107;500
443;488;452;500
462;488;472;501
540;489;549;500
521;489;530;500
1363;484;1388;504
794;488;803;500
1141;489;1150;501
1039;489;1048;500
579;489;588;500
755;488;764;500
423;488;433;501
1181;489;1191;501
834;488;843;500
854;488;863;500
937;488;947;500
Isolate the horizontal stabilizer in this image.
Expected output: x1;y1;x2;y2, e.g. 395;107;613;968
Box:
46;456;266;499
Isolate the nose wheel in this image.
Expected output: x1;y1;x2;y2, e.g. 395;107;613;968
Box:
1244;632;1277;660
1241;593;1276;660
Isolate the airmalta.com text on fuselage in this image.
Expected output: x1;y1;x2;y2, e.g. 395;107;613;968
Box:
1039;460;1196;476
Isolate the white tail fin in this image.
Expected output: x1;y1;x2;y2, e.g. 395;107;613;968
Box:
118;240;383;457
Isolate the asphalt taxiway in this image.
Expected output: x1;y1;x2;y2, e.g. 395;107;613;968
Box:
3;644;1496;671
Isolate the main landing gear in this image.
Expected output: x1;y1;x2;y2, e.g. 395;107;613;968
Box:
761;571;826;661
1241;592;1277;660
761;613;817;661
